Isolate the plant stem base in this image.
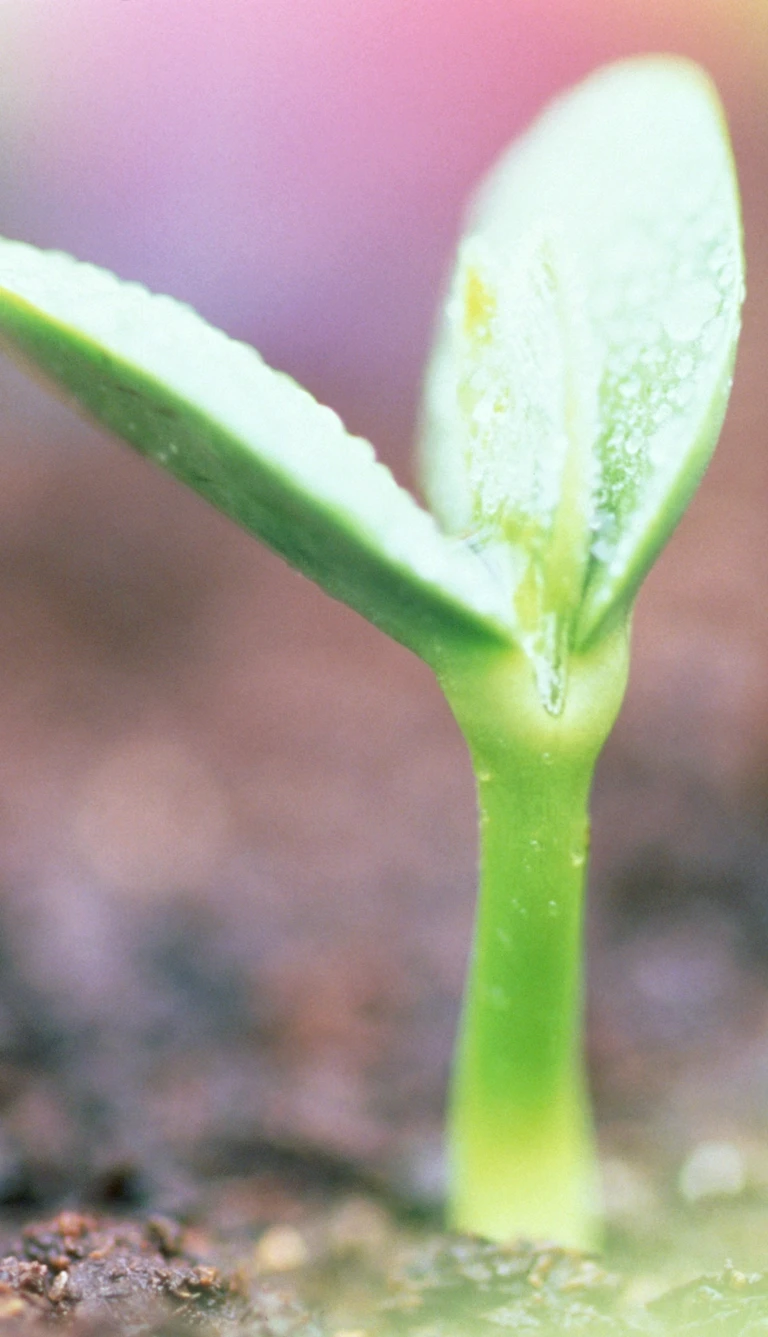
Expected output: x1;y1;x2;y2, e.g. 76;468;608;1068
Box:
439;625;629;1247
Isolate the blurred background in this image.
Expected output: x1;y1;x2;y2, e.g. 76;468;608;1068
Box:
0;0;765;1225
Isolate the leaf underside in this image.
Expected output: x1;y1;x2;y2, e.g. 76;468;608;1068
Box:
0;241;514;666
421;56;744;649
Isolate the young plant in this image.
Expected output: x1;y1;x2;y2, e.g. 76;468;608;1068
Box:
0;57;743;1248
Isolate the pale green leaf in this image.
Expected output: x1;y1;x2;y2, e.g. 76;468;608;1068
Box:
0;239;515;664
421;56;744;652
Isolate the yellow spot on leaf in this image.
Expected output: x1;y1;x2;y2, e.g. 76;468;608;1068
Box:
463;265;496;342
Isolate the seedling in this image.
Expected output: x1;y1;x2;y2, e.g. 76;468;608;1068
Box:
0;57;743;1247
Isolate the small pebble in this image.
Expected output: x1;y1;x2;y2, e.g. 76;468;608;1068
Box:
254;1226;308;1273
678;1140;746;1203
327;1197;391;1256
0;1297;26;1319
48;1270;70;1302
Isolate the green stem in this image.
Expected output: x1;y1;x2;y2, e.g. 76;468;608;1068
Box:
437;623;629;1247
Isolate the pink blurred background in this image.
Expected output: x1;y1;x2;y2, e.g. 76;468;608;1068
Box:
0;0;765;1208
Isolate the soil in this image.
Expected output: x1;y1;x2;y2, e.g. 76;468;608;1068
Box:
1;1201;768;1335
0;1209;320;1335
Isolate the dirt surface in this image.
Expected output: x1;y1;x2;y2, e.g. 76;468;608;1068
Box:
2;1206;768;1335
0;1210;320;1336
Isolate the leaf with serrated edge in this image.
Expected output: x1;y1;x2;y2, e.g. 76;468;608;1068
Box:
0;239;515;665
421;56;743;650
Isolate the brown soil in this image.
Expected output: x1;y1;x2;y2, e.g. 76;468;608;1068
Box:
1;1203;768;1335
0;1209;320;1336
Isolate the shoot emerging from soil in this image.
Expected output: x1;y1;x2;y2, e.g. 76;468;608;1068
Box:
0;57;743;1247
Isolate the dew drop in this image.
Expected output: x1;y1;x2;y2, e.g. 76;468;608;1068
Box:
591;535;613;563
661;278;720;343
671;384;693;408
